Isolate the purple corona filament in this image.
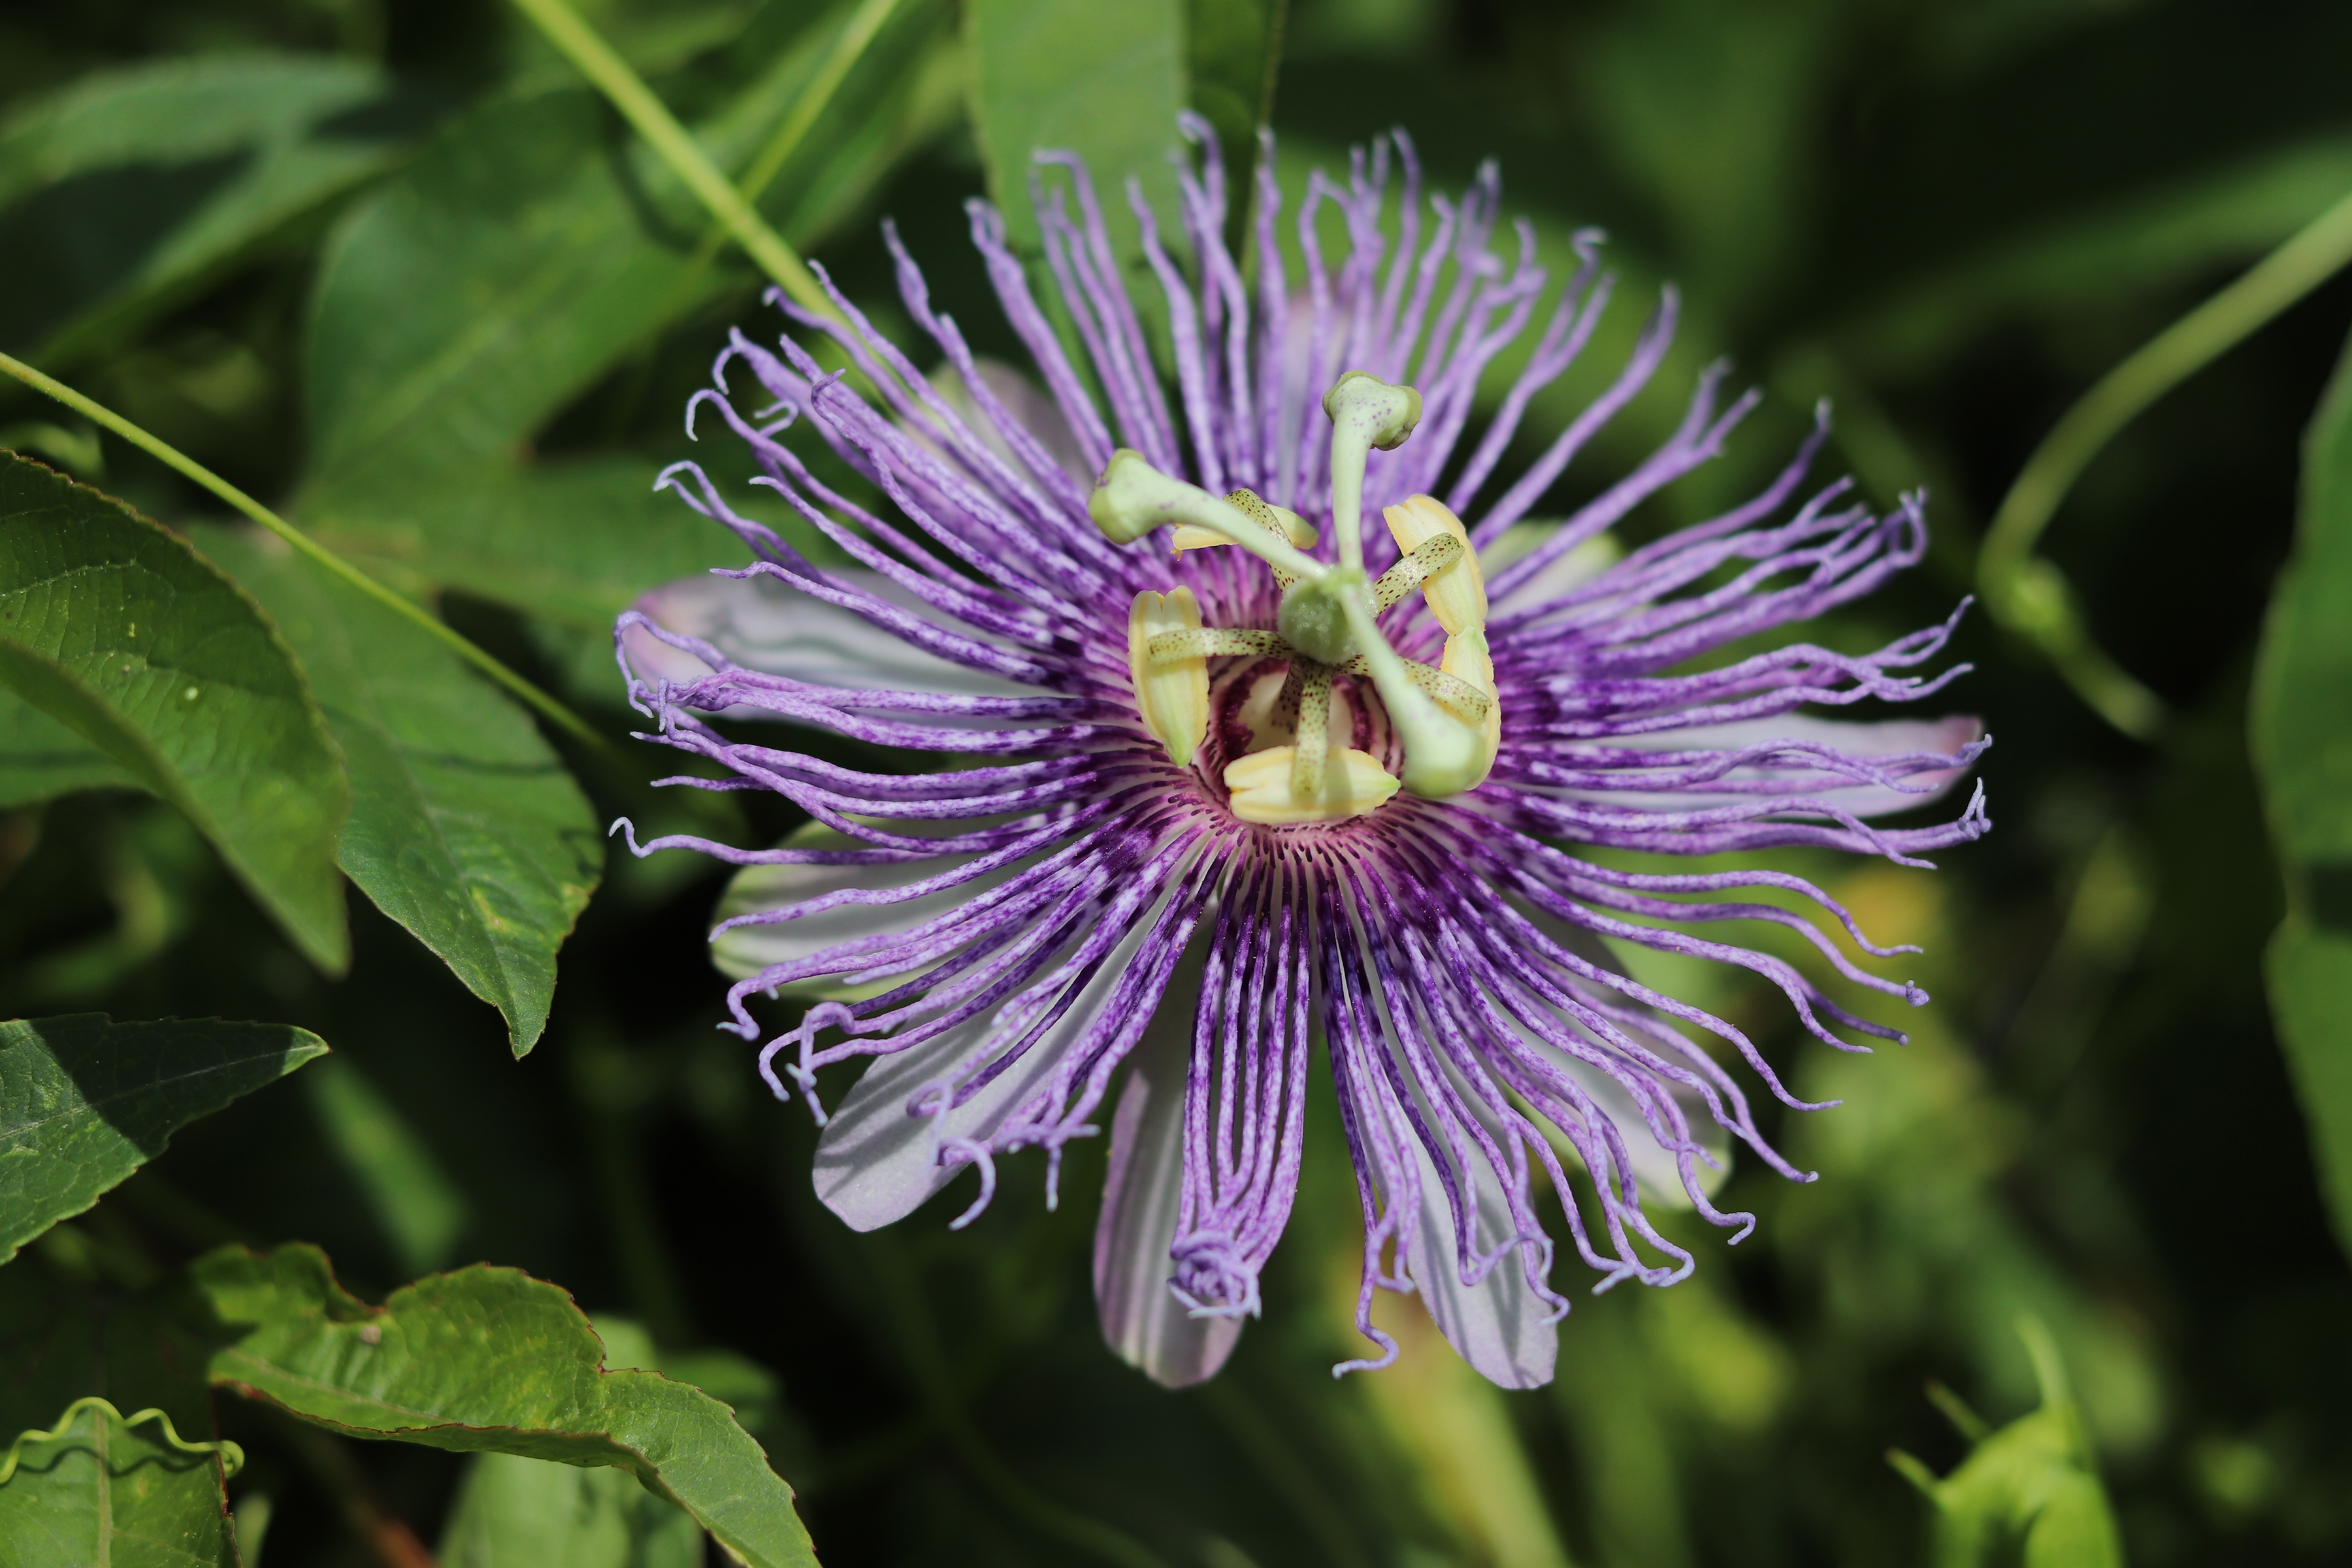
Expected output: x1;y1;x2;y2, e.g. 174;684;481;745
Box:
612;119;1990;1390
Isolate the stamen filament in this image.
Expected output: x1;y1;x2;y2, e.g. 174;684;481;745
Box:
1371;533;1465;611
1383;495;1486;632
1147;628;1286;661
1293;662;1334;798
1338;652;1492;721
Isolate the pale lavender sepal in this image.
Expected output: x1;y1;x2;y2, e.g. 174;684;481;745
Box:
1399;1110;1560;1390
628;566;1036;704
811;891;1176;1232
1094;955;1243;1388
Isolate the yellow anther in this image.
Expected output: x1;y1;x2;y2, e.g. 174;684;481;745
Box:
1383;494;1486;634
1438;625;1501;791
1224;745;1400;825
1127;588;1208;765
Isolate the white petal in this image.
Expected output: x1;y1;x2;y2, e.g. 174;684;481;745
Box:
1400;1113;1558;1390
1571;713;1984;819
1092;952;1241;1388
627;566;1034;700
811;896;1173;1232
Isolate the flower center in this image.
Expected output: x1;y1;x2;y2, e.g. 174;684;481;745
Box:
1096;373;1502;826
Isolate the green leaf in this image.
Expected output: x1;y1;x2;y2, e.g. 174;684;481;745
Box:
0;1397;238;1568
178;1244;817;1568
1184;0;1286;210
307;455;733;630
2253;321;2352;1257
440;1454;706;1568
297;10;956;623
0;52;406;367
199;527;600;1051
0;454;351;972
0;686;132;809
965;0;1186;254
0;1013;326;1267
302;87;717;482
1889;1319;2123;1568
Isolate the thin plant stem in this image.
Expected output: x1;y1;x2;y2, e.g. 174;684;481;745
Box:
602;0;902;433
0;351;609;753
1978;185;2352;739
507;0;843;324
737;0;904;212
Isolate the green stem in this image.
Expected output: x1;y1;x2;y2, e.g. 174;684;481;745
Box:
1978;184;2352;739
602;0;902;431
507;0;842;323
0;351;608;752
736;0;904;210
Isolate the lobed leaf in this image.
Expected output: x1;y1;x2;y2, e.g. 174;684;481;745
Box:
0;1397;237;1568
1890;1320;2123;1568
179;1245;817;1568
2253;321;2352;1256
0;1013;327;1266
200;528;601;1053
307;455;730;630
0;454;351;971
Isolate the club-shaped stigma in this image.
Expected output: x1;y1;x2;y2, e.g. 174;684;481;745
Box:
1322;370;1422;572
1089;450;1326;582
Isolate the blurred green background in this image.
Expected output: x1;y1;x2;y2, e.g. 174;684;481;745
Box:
3;0;2349;1563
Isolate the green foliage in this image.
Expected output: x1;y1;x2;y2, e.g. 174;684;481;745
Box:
1184;0;1286;199
180;1243;817;1568
966;0;1186;253
299;0;956;627
1890;1321;2124;1568
2254;323;2352;1257
0;454;350;971
0;53;406;367
199;527;600;1053
0;1013;325;1266
440;1452;707;1568
0;1397;240;1568
303;86;728;481
0;689;131;808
